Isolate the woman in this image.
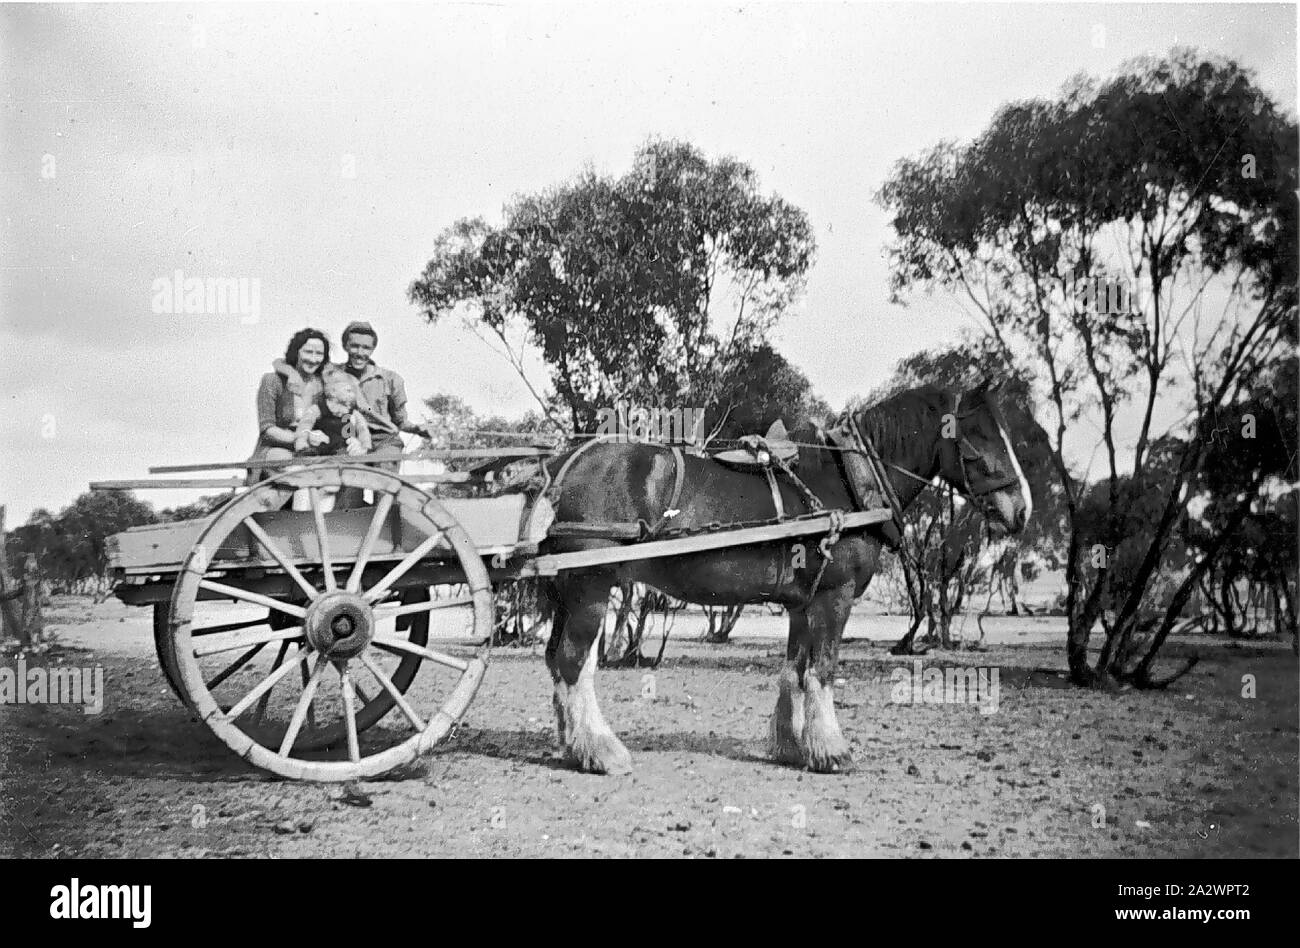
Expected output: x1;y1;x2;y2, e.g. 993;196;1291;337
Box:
247;328;365;484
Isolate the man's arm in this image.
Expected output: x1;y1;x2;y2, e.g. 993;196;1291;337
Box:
388;371;426;436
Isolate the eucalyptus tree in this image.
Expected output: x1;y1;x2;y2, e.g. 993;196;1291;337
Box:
878;50;1297;686
409;138;816;433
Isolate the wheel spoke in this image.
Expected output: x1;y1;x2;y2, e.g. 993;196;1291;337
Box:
192;616;270;637
253;639;293;725
347;493;394;593
372;635;468;671
206;642;267;690
338;664;361;762
225;646;313;720
299;644;317;730
358;652;426;730
279;654;328;755
193;626;304;657
242;516;319;602
376;595;474;619
199;580;307;619
363;532;444;604
309;487;337;592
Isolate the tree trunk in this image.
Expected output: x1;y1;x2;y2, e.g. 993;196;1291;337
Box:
703;604;744;643
599;581;637;665
0;506;31;647
1128;498;1255;685
21;555;44;645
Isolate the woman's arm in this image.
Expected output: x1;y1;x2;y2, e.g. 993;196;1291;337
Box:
257;374;297;448
294;405;324;453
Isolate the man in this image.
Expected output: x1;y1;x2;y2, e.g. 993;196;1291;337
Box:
337;321;429;463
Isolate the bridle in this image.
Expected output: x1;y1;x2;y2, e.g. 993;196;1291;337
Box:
840;393;1020;523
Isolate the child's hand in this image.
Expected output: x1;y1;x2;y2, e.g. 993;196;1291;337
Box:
307;430;330;448
345;437;366;456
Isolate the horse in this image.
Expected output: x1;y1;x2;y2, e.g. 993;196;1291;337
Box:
538;382;1032;774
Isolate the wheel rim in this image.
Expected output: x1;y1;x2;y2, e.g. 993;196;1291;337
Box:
168;465;494;781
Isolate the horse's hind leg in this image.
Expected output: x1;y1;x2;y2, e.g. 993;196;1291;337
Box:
544;570;632;775
769;610;808;766
800;584;856;772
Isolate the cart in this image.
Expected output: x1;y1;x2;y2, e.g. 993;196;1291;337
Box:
93;450;891;782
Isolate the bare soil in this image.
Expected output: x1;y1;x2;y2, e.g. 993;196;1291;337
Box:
1;596;1295;858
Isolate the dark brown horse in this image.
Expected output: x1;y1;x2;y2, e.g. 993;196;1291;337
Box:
540;383;1032;774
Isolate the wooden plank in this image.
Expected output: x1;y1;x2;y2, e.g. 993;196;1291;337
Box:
148;448;551;474
107;494;531;574
521;508;894;576
91;472;473;491
93;479;246;490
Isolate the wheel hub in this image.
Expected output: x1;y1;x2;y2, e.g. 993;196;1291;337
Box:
305;592;374;659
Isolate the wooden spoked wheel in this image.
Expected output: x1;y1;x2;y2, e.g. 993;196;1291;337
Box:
153;588;434;749
166;465;494;781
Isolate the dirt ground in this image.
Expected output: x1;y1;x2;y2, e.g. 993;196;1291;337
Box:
1;596;1296;858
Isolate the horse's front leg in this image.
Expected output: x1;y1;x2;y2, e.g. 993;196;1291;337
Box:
545;572;633;775
800;584;855;772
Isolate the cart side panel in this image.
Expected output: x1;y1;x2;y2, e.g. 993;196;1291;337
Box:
110;494;532;575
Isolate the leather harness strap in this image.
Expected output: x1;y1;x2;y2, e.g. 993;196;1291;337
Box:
764;467;785;521
842;408;908;541
545;434;614;507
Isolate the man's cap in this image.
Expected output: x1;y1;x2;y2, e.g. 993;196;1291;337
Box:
342;321;378;346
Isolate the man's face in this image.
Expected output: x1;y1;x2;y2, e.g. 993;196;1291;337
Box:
346;333;376;369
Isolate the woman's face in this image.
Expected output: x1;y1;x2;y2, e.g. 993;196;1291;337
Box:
296;338;326;375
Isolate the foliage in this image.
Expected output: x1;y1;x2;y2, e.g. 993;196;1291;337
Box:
708;343;832;441
7;492;159;590
877;49;1297;685
409;138;816;432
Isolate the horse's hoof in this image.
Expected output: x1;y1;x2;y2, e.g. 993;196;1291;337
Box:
568;732;633;775
768;726;806;767
769;744;805;767
805;751;855;774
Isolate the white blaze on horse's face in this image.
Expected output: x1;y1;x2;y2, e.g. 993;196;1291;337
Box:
997;415;1033;520
954;392;1032;535
989;411;1032;533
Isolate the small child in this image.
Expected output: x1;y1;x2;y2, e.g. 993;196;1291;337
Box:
294;378;373;457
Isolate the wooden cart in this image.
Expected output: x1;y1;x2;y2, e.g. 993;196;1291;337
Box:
94;451;891;782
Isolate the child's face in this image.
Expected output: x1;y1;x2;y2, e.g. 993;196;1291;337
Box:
324;395;351;419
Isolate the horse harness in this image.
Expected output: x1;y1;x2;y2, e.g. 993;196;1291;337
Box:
834;393;1021;523
541;432;855;605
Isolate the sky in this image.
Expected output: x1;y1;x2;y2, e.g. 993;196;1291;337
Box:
2;1;1296;523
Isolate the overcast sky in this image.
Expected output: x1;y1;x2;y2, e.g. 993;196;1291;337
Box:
2;1;1295;523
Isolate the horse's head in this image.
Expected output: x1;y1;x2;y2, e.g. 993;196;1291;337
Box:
936;383;1033;535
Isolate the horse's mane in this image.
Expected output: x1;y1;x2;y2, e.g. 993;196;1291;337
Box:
847;385;941;460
